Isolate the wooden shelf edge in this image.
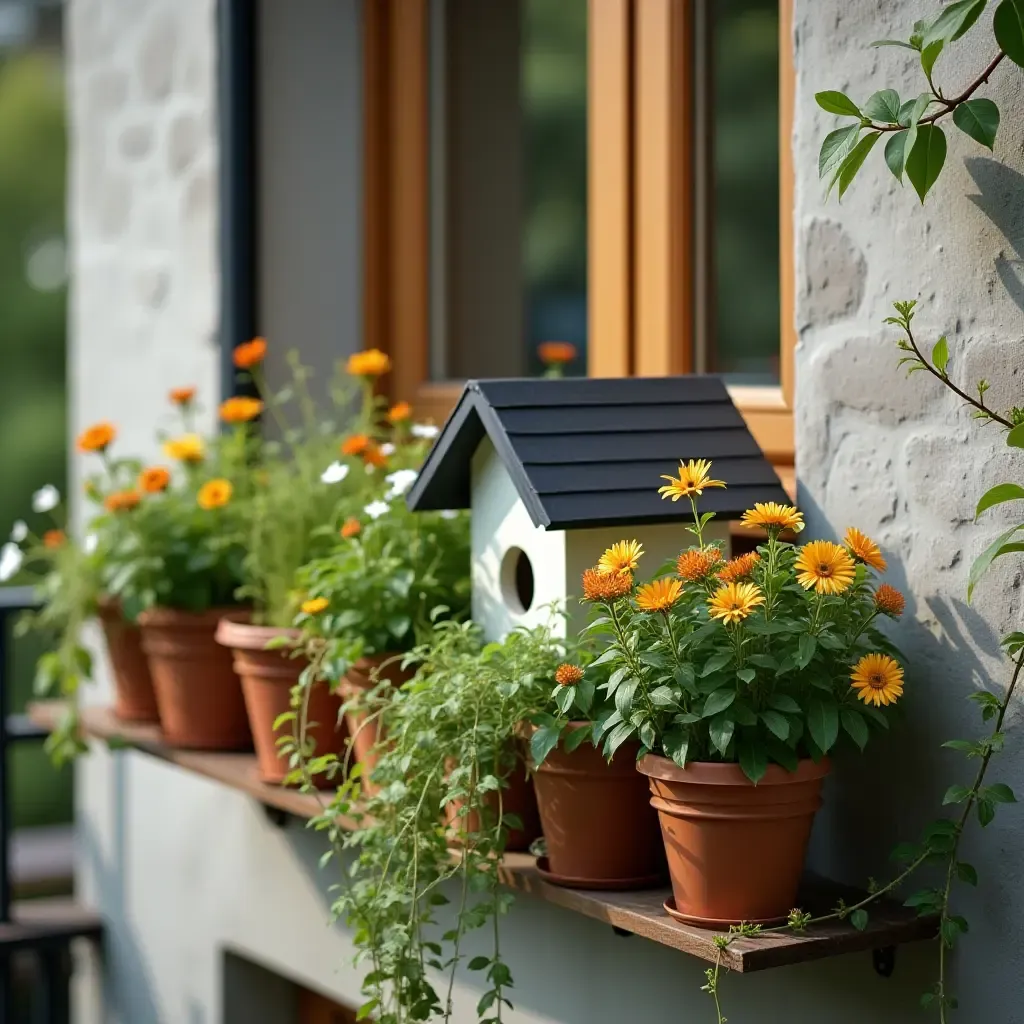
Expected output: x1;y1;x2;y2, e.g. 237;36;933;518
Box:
31;701;937;972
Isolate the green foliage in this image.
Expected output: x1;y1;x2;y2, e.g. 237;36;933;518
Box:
289;619;567;1024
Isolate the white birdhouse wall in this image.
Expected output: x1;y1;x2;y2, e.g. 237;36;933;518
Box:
470;439;733;643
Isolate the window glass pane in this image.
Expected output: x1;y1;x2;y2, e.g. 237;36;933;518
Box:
711;0;779;384
428;0;587;381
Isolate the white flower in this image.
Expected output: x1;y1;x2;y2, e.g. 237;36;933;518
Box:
440;509;459;520
0;543;23;582
364;500;390;520
411;423;439;440
31;484;60;514
385;469;418;499
320;461;350;485
380;442;396;456
9;521;27;543
83;533;99;554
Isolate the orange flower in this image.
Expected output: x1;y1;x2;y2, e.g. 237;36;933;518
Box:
169;386;196;406
794;541;856;596
555;664;584;687
717;551;761;584
233;337;267;369
301;597;329;615
138;466;171;493
740;503;805;533
220;396;264;423
676;547;722;582
538;341;577;366
104;489;141;513
581;567;633;602
197;478;232;510
42;529;65;550
341;433;370;457
77;421;116;454
363;443;388;468
874;583;905;617
388;401;412;423
844;526;887;572
164;434;205;463
346;349;392;377
340;517;361;539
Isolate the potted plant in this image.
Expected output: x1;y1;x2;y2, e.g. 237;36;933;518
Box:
528;656;664;889
580;460;906;925
292;618;563;1024
96;394;251;751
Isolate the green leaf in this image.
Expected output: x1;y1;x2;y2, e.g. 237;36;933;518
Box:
924;0;987;46
662;726;690;768
953;98;1000;150
906;124;947;201
977;797;996;826
982;782;1016;803
807;698;839;753
760;709;790;741
702;688;737;718
649;685;677;707
356;999;379;1021
468;956;490;971
815;90;862;117
604;720;636;758
850;908;869;931
701;651;734;677
738;740;768;785
768;694;801;714
818;125;862;180
994;0;1024;67
921;39;945;77
870;39;919;50
564;724;591;753
900;92;933;128
943;784;971;805
796;634;817;670
736;667;756;685
932;335;949;374
836;131;882;199
1006;423;1024;448
956;862;979;886
709;713;735;755
969;524;1024;600
530;725;562;767
841;709;869;750
862;89;901;123
976;483;1024;518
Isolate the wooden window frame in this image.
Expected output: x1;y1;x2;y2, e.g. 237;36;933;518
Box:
362;0;795;489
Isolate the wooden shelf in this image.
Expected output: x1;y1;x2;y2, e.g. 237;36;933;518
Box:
31;701;937;973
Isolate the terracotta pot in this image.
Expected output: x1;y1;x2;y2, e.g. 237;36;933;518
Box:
444;753;542;853
215;618;347;786
338;654;412;786
96;597;160;723
138;606;252;751
637;754;830;926
532;724;664;888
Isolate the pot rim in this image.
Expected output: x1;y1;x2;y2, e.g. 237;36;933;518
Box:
637;752;830;786
215;616;301;650
138;605;249;628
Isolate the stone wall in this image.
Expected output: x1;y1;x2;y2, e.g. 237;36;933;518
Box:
794;0;1024;1014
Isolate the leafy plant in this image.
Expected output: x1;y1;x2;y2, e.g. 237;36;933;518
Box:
579;460;904;783
284;618;567;1024
815;0;1023;201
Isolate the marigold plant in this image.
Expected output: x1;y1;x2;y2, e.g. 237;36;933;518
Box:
580;460;905;782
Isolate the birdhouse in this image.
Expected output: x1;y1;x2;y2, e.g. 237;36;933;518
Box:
406;377;789;641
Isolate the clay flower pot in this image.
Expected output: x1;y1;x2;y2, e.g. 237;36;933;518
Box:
532;724;664;889
96;597;160;723
338;654;412;785
444;757;542;853
215;617;347;787
637;754;830;926
138;606;252;751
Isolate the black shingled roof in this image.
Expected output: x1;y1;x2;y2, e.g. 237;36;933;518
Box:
405;376;790;530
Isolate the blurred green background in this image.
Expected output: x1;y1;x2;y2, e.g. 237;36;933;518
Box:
0;49;73;829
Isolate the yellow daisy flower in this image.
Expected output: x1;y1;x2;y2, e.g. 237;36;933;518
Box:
658;459;726;501
598;539;644;576
850;653;904;707
707;582;765;625
844;526;887;572
301;597;329;615
635;578;684;613
794;541;856;596
740;502;805;533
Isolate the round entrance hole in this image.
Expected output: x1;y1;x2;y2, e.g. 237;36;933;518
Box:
500;546;535;614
